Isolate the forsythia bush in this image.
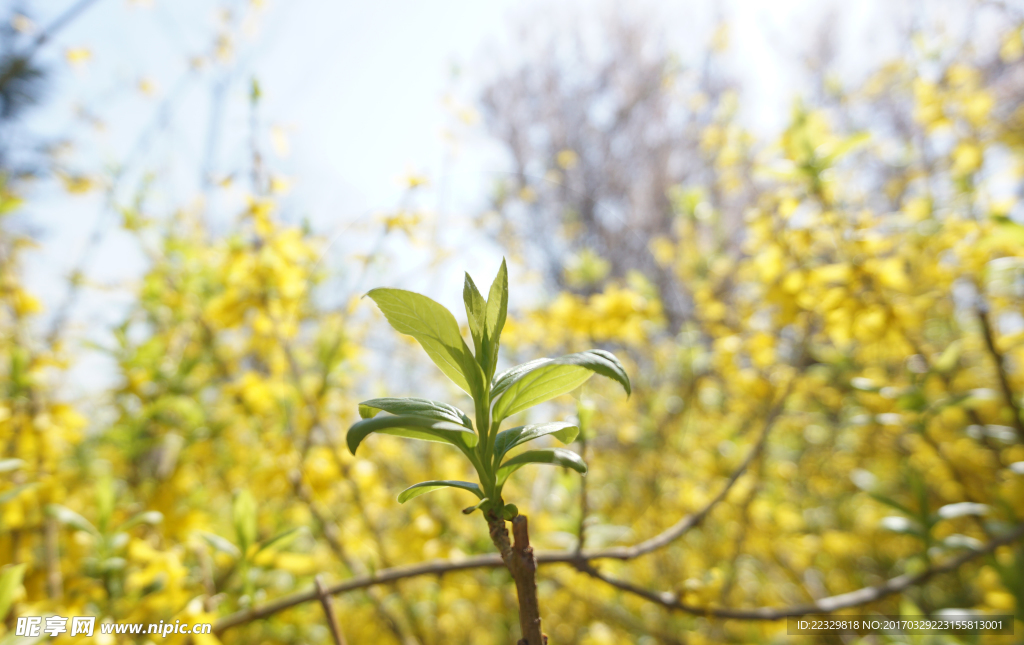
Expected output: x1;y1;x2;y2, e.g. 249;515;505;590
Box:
4;18;1024;645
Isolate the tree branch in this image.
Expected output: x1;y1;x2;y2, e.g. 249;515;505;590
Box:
24;0;104;57
574;521;1024;620
279;337;420;645
551;576;685;645
213;553;506;634
213;390;791;636
575;427;589;554
510;516;545;645
486;513;546;644
586;388;788;562
977;302;1024;442
44;517;63;599
214;521;1024;634
315;575;348;645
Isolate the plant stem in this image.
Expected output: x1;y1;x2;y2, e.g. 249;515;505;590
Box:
487;513;546;645
977;301;1024;442
315;575;349;645
44;517;63;599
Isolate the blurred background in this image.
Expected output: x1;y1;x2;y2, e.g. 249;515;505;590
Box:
3;0;1024;643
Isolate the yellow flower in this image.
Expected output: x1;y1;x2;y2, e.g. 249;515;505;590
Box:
952;141;983;176
556;149;579;170
64;47;92;66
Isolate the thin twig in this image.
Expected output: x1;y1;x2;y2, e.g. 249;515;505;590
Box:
977;301;1024;442
184;299;411;643
45;68;200;348
44;517;62;599
277;335;421;645
23;0;103;57
575;429;588;554
213;391;793;636
213;520;1024;634
590;388;789;562
193;543;218;613
717;463;761;605
289;448;411;644
213;553;506;634
551;576;686;645
573;521;1024;620
315;576;348;645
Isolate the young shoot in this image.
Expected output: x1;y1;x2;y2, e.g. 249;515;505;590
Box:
346;259;630;521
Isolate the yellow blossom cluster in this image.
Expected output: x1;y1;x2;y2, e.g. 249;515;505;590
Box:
504;280;664;350
493;46;1024;643
5;15;1024;645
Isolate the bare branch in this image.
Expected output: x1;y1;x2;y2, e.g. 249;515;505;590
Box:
24;0;104;56
213;553;506;634
214;521;1024;634
575;522;1024;620
551;576;686;645
278;334;421;645
584;387;789;561
575;426;589;554
510;516;545;645
213;389;791;636
44;518;62;599
977;301;1024;442
315;576;348;645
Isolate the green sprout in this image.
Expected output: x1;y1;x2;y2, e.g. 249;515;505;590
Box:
347;259;630;521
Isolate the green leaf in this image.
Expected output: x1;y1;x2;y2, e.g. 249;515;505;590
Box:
347;414;479;455
256;527;307;554
934;340;962;373
358;397;472;429
491;350;630;422
483;259;508;379
197;531;242;558
493;422;579;461
459;346;489;409
491;358;550;400
98;557;127;573
897;389;928;412
496;448;588;485
935;502;989;520
397;480;484;503
366;288;475;394
463;273;487;363
45;504;98;535
0;563;27;622
233;490;258;555
824;131;870;163
119;510;163;531
879;516;923;536
110;532;130;550
869;492;915;518
0;459;25;474
991;215;1024;245
462;260;510;382
462;498;491;514
96;473;115;533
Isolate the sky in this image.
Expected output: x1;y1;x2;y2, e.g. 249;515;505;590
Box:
7;0;954;397
21;0;524;317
